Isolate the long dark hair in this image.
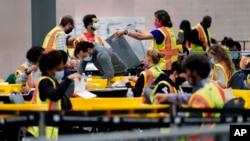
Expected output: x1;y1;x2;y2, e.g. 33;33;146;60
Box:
179;20;191;42
154;10;173;27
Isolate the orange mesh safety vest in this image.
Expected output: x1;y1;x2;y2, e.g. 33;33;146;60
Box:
152;27;178;70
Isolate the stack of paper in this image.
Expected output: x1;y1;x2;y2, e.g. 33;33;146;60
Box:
74;78;96;99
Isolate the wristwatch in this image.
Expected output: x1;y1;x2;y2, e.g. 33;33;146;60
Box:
25;68;31;75
123;30;128;35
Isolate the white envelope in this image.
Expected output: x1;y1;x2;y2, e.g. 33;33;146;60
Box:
74;78;96;99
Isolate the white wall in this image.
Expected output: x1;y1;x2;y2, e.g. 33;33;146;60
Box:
56;0;250;47
0;0;249;79
0;0;31;79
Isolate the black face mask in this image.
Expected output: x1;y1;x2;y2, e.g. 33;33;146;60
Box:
65;28;73;34
176;77;186;86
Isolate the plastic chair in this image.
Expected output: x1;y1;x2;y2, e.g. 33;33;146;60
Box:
9;93;26;141
229;70;246;89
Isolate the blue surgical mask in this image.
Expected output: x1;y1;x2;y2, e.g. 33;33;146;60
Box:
231;52;239;59
54;70;64;80
210;58;216;64
84;55;92;62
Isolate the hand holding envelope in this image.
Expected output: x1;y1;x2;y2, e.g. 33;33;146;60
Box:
74;77;96;99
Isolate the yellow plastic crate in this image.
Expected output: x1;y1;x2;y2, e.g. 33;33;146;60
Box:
232;89;250;99
87;76;102;79
0;84;22;94
86;79;107;90
108;76;136;87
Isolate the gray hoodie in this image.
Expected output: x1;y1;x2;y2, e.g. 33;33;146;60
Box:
78;43;127;80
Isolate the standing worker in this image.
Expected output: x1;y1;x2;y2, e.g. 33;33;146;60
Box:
42;15;78;68
176;20;191;62
191;15;214;52
74;41;127;80
43;15;74;52
115;9;178;71
72;14;105;55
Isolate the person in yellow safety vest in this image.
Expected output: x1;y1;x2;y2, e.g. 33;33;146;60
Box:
42;15;78;69
191;15;213;52
154;54;226;141
27;50;82;140
15;47;44;94
72;14;105;56
122;49;164;97
43;15;74;52
148;61;186;104
177;20;191;63
228;40;250;70
115;9;178;70
208;45;236;89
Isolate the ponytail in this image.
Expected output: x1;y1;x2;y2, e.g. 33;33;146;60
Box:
146;49;164;64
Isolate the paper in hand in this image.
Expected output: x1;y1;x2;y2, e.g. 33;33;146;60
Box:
74;78;96;99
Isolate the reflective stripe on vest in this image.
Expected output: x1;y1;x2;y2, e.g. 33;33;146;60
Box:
190;23;211;52
240;56;250;69
152;27;177;70
150;80;177;103
141;66;163;87
211;63;230;88
31;76;60;110
73;34;104;48
28;76;59;139
188;82;225;118
196;24;208;45
43;27;64;51
15;64;29;76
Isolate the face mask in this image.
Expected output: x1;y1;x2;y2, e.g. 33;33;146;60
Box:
65;28;73;34
231;52;239;59
54;70;64;80
154;21;162;28
84;55;93;62
92;23;100;30
210;58;216;64
175;77;186;86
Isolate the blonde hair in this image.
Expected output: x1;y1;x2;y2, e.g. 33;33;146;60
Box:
146;49;165;64
208;45;236;76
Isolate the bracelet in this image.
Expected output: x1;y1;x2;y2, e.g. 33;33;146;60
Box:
124;30;128;35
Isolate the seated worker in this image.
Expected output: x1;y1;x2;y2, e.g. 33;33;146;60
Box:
154;54;225;107
229;41;250;70
15;46;44;93
157;54;225;141
122;49;164;97
74;41;128;80
28;50;82;140
147;61;186;103
208;45;236;89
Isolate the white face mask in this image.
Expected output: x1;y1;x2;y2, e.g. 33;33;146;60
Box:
83;55;93;62
210;58;216;64
92;22;100;30
54;70;64;80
